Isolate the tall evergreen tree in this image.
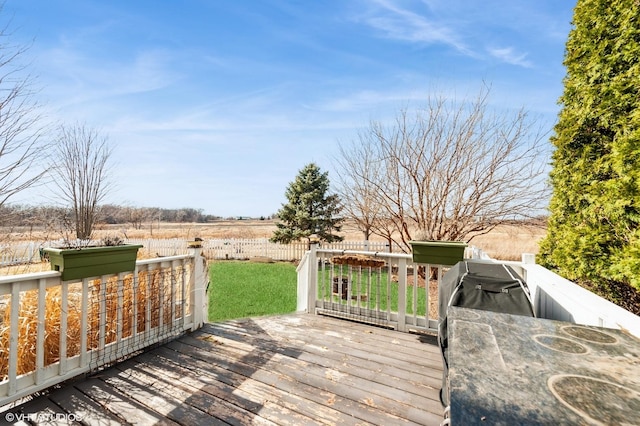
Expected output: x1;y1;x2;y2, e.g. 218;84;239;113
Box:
271;163;344;245
540;0;640;291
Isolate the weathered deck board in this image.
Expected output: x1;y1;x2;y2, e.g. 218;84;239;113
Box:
2;313;445;425
48;385;123;425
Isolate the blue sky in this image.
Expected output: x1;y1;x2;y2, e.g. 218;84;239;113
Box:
7;0;575;217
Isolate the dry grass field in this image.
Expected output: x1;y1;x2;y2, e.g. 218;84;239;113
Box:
0;220;546;260
0;219;544;276
2;219;545;264
135;219;545;260
96;219;545;260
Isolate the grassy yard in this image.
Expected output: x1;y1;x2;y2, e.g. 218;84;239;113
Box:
208;261;297;322
208;261;432;322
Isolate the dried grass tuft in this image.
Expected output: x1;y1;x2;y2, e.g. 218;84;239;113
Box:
0;266;190;381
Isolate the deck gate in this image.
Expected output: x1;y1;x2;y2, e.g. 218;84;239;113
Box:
301;245;445;333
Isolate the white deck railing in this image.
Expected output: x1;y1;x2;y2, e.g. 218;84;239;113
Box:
297;246;640;338
0;247;208;407
511;255;640;338
298;244;449;333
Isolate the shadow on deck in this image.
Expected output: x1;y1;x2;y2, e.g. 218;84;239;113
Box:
2;313;444;425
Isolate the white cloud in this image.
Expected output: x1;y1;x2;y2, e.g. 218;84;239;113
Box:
38;45;180;111
356;0;473;55
487;47;533;68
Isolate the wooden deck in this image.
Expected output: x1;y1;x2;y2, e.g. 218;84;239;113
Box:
3;313;445;425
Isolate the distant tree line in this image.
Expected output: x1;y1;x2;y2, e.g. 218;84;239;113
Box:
0;204;224;229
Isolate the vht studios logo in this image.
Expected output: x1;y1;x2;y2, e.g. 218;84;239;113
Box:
4;412;83;422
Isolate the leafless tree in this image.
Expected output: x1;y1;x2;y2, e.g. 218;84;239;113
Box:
50;123;114;240
335;138;395;244
126;207;150;230
0;15;47;208
335;87;549;252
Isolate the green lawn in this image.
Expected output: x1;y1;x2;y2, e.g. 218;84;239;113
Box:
207;261;427;323
208;261;297;322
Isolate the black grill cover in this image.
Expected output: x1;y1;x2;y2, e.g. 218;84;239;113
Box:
438;260;535;406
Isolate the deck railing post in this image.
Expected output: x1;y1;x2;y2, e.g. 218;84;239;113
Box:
296;252;309;312
397;257;407;332
189;245;208;330
308;243;319;314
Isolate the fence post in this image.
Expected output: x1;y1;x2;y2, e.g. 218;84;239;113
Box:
189;244;208;330
307;243;319;314
397;257;407;332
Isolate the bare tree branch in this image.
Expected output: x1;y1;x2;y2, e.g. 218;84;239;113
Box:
335;86;550;252
0;12;48;207
49;123;114;240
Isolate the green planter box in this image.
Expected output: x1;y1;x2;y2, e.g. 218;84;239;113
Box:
409;240;467;265
43;245;143;281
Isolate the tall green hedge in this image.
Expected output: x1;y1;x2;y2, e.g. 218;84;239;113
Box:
540;0;640;290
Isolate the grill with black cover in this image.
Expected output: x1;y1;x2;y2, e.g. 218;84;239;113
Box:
438;260;535;406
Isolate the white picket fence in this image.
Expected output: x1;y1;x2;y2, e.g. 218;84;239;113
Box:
129;238;396;260
0;242;43;266
1;239;399;264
